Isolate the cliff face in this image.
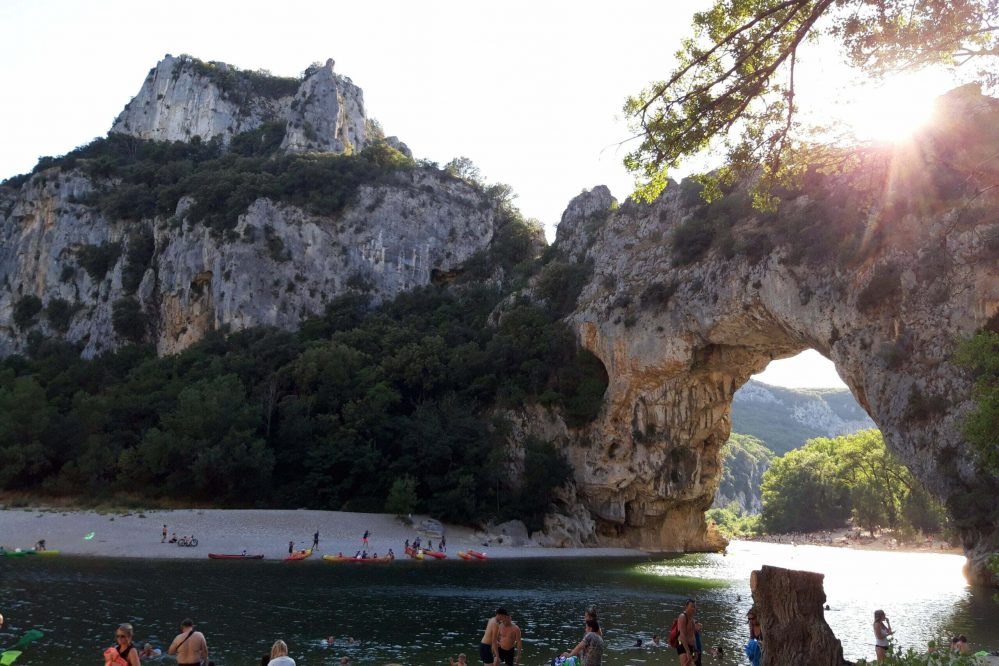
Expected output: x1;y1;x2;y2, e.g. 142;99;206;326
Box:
552;85;999;581
0;58;499;358
0;167;497;358
111;55;366;154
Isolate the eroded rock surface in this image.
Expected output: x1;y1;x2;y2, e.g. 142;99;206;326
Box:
551;85;999;580
750;565;849;665
112;55;367;154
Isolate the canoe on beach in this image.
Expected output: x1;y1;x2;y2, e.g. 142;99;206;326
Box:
208;553;264;560
423;549;447;559
404;546;425;560
467;550;488;560
283;549;313;561
322;554;394;563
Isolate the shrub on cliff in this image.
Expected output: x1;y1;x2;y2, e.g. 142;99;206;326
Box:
955;330;999;476
12;295;43;329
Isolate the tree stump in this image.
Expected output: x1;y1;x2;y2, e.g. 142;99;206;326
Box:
750;565;851;665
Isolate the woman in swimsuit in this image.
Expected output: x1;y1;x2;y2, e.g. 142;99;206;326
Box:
104;623;141;666
872;609;893;662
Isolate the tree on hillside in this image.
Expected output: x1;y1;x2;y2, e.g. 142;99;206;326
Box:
624;0;999;202
760;429;948;535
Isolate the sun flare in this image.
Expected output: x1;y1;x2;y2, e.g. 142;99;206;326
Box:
839;73;945;142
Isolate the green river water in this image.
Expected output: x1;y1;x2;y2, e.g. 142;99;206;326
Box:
1;541;996;665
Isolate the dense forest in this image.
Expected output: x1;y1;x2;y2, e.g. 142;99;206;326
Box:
0;281;607;531
709;430;951;539
0;126;611;531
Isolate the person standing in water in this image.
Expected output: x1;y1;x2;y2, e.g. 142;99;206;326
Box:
873;610;893;662
168;618;209;666
496;611;523;665
104;623;140;666
478;607;505;664
676;599;698;666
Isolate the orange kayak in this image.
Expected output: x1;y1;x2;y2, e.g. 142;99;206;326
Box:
467;550;488;560
457;551;475;560
284;549;313;561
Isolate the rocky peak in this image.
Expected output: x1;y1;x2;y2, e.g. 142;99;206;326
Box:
111;54;368;155
553;185;617;262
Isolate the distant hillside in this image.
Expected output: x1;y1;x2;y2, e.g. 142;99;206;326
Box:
716;380;877;513
730;379;875;455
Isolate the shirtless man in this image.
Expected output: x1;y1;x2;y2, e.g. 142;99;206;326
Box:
676;599;698;666
496;611;523;666
478;607;506;665
167;618;208;666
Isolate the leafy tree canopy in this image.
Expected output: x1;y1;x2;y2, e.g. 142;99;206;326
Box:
625;0;999;202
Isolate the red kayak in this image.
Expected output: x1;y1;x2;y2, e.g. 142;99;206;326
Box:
467;550;488;560
456;550;475;560
423;549;447;559
208;553;264;560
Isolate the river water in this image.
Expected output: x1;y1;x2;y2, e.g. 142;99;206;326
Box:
1;541;995;665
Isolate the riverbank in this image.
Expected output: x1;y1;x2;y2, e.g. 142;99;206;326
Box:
747;527;963;555
0;508;643;560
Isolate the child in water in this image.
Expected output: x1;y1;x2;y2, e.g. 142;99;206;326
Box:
449;653;468;665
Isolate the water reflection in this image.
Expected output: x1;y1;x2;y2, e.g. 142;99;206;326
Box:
0;541;993;666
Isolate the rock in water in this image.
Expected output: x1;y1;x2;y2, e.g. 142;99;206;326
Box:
750;565;849;665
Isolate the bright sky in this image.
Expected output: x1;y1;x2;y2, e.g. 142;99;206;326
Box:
0;0;958;390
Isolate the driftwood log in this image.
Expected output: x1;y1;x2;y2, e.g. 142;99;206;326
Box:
750;565;851;665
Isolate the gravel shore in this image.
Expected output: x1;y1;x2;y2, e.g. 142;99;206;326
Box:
0;508;642;560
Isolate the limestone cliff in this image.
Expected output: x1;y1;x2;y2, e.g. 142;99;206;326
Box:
111;55;366;154
0;58;499;358
548;85;999;581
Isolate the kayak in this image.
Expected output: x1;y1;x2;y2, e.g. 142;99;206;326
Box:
423;549;447;559
1;549;37;557
36;550;60;556
208;553;264;560
456;551;475;560
467;550;488;560
404;546;425;560
323;554;394;563
283;549;313;561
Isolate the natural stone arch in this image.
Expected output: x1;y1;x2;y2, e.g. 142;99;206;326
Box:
553;86;999;583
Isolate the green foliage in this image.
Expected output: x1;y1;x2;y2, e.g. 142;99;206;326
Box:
954;331;999;475
179;55;300;102
624;0;998;202
0;281;606;525
536;260;593;317
731;380;874;455
12;295;43;329
121;227;155;293
856;644;982;665
36;133;413;234
44;298;77;333
706;503;761;538
111;298;147;343
717;433;773;512
385;475;418;516
76;242;122;281
760;430;950;536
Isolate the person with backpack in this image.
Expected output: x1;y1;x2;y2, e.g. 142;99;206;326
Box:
669;599;698;666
